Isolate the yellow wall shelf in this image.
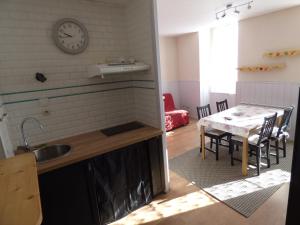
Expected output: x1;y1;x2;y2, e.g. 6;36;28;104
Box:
237;64;286;72
264;50;300;58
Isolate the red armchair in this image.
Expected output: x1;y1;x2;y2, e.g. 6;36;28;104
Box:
163;93;189;131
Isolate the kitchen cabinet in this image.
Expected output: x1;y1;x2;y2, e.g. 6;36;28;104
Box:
148;136;165;196
38;135;164;225
90;141;153;224
39;161;99;225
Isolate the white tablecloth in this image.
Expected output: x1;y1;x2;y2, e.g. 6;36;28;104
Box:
197;104;284;138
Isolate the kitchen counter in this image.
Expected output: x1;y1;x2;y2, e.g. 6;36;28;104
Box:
0;154;42;225
37;125;163;174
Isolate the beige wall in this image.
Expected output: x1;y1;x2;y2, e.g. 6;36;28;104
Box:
177;32;200;81
159;32;200;82
159;32;200;118
159;36;180;105
159;37;179;82
238;6;300;82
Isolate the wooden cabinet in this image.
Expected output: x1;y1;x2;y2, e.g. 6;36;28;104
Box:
148;136;165;196
38;135;164;225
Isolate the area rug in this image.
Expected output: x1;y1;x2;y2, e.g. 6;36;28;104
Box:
169;144;292;217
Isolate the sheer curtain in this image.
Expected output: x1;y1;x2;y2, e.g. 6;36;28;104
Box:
210;22;238;94
199;21;238;106
199;28;212;106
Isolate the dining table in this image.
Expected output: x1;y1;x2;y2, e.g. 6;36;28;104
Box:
198;103;285;176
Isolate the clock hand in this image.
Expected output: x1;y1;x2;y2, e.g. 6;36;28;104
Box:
59;35;71;39
63;32;73;37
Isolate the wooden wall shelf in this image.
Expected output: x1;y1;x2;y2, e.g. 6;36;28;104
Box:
237;64;286;72
264;50;300;58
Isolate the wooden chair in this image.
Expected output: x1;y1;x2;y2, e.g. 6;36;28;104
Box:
197;104;230;160
216;99;229;112
270;106;294;164
230;113;277;176
216;99;231;145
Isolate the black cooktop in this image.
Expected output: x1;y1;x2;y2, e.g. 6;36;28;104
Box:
101;121;145;137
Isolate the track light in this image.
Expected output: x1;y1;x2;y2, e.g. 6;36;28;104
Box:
234;7;240;14
215;1;253;20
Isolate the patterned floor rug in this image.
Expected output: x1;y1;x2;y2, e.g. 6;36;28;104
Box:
169;144;292;217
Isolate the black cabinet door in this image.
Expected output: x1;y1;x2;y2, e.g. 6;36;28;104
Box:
39;161;100;225
148;136;165;196
90;141;152;224
126;141;152;209
286;88;300;225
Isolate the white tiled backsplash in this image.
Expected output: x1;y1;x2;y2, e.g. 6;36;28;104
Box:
0;0;161;152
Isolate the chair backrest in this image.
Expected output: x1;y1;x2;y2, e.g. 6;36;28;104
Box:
257;113;278;145
197;104;212;120
163;93;175;112
276;106;294;138
216;99;229;112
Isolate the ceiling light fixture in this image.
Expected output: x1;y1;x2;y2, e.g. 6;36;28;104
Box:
222;11;226;18
215;0;253;20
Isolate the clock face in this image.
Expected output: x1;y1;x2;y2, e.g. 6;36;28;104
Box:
53;18;89;54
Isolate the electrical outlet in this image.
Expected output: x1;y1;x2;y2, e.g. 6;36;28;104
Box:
41;107;51;116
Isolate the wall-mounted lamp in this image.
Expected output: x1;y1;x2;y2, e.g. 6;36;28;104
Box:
216;1;253;20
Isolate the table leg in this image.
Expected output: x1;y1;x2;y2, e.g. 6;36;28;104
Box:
242;137;249;176
201;126;206;160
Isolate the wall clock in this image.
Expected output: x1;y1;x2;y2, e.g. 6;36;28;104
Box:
52;18;89;54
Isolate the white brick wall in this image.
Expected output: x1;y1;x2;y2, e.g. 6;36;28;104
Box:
0;0;130;92
0;0;162;152
126;0;161;128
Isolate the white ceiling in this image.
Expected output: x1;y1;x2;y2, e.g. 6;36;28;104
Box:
157;0;300;36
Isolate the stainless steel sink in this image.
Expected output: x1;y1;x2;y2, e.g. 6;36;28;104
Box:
33;145;71;163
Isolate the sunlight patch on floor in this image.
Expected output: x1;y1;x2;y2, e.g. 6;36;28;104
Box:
111;190;217;225
204;169;290;201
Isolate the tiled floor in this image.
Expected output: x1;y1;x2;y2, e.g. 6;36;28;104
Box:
112;119;290;225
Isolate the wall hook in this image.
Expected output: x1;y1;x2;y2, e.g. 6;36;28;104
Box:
35;73;47;83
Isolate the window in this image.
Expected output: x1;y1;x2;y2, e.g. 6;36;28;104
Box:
210;22;238;94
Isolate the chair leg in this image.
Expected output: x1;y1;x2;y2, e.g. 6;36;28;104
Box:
216;139;219;161
283;136;287;158
256;148;261;176
230;142;234;166
200;136;202;154
275;140;279;164
210;138;213;149
266;143;271;168
227;135;231;154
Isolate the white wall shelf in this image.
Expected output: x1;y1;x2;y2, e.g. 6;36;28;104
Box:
87;63;150;78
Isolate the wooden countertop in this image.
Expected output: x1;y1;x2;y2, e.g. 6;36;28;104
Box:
0;154;42;225
37;125;163;174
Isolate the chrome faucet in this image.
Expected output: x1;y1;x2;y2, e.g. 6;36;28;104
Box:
20;117;44;151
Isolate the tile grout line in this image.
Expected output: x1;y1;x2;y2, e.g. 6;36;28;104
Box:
2;86;155;106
